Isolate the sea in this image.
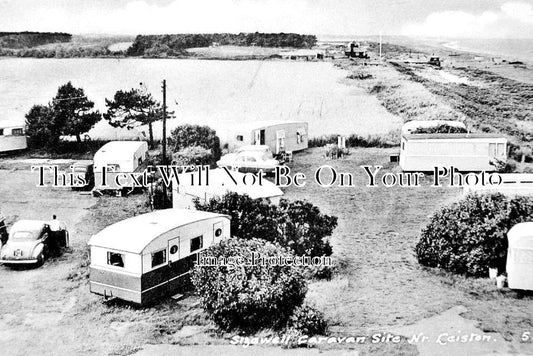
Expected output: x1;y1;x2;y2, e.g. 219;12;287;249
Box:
442;38;533;64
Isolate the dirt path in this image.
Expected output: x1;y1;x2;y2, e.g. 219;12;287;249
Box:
0;167;95;355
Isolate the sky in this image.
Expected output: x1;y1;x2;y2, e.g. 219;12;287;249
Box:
0;0;532;38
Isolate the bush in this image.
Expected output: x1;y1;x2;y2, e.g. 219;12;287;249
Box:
171;146;213;166
287;304;329;336
194;192;336;258
192;238;307;331
415;193;533;277
411;124;467;134
168;124;221;161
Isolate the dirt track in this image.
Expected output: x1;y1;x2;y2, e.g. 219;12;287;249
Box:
0;165;95;356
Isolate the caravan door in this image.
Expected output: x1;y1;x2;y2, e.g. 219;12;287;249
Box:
168;237;180;262
276;130;286;154
254;130;266;145
212;221;224;244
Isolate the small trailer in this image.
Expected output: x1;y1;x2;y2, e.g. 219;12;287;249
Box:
507;222;533;291
0;125;27;153
229;121;308;154
88;209;231;305
93;141;149;191
399;133;507;172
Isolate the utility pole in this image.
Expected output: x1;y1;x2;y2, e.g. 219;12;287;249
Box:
379;32;382;61
162;79;167;165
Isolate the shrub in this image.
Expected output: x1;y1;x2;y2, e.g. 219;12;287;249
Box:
171;146;213;166
411;124;467;134
168;124;221;161
287;304;329;336
191;238;307;331
415;193;533;276
277;199;336;257
194;192;337;258
150;179;172;210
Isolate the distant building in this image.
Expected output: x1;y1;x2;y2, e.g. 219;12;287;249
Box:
345;42;369;59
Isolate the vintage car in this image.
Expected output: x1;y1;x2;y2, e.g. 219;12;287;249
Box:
0;219;69;266
216;149;283;174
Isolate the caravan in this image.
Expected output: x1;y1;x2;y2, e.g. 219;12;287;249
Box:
0;125;27;153
400;133;507;172
93;141;149;190
88;209;230;305
229;121;308;154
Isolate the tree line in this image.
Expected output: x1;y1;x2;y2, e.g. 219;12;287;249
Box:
0;32;71;49
127;32;318;56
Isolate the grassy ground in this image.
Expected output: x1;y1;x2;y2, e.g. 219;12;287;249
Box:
282;148;533;354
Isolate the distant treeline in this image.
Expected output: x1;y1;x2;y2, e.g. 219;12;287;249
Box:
0;47;120;58
0;31;71;49
127;32;317;56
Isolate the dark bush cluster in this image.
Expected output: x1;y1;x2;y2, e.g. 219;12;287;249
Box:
191;238;308;331
168;124;221;162
194;192;337;258
287;304;329;336
416;193;533;276
411;124;467;134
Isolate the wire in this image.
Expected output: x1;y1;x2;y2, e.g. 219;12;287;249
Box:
52;96;89;102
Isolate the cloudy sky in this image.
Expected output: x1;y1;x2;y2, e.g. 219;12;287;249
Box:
1;0;532;38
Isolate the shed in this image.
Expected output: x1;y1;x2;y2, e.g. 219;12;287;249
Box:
507;222;533;290
172;168;283;208
400;133;507;172
228;120;308;154
88;209;231;305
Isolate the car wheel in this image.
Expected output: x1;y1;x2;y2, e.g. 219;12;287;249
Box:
36;252;45;267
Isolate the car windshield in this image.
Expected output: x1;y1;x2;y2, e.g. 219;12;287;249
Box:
11;231;39;241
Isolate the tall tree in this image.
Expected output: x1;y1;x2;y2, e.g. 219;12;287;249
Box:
52;82;101;143
25;104;57;147
104;89;164;147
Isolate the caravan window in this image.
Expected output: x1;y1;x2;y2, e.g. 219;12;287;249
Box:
0;129;3;136
236;135;244;141
497;143;505;157
190;235;203;252
151;249;166;268
11;128;23;136
107;252;125;267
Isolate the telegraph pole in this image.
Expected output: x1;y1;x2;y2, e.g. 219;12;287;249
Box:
162;79;167;165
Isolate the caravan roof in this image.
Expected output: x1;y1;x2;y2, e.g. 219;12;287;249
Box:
88;209;229;254
94;141;147;162
175;168;283;200
237;120;307;131
508;222;533;249
403;133;506;141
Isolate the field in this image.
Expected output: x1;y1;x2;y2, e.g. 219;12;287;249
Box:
1;150;532;356
0;57;401;142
